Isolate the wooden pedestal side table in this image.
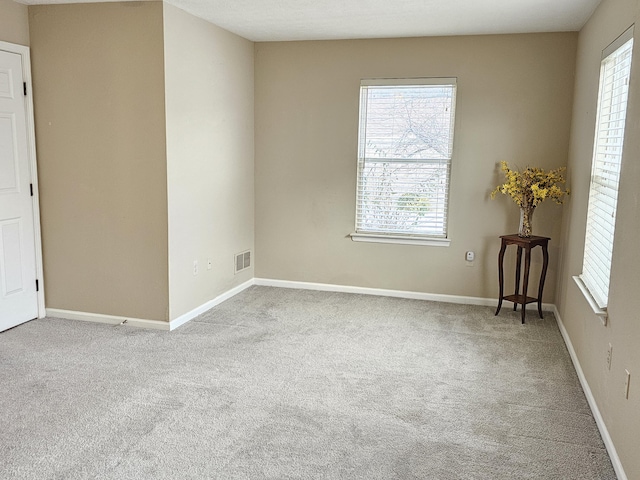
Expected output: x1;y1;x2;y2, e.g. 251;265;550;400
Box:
495;234;550;324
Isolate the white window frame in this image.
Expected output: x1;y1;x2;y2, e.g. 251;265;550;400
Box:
573;26;634;324
350;77;457;246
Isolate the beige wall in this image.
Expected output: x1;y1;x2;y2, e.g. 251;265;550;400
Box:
163;4;254;320
29;2;170;321
556;0;640;477
255;34;577;300
0;0;29;46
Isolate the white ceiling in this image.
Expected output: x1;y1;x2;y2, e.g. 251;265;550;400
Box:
19;0;602;42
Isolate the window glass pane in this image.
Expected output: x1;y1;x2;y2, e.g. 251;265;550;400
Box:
361;86;455;161
356;161;449;236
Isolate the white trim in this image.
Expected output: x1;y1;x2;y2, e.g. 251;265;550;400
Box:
168;279;254;330
255;277;554;311
46;309;171;330
350;232;451;247
0;41;45;319
45;278;558;331
572;275;608;325
46;279;256;331
553;305;628;480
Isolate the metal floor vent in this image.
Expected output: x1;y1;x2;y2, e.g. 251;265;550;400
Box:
235;250;251;274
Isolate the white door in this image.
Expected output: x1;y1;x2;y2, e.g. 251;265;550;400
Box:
0;49;38;331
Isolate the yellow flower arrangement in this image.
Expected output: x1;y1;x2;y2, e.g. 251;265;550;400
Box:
491;161;569;237
491;161;569;207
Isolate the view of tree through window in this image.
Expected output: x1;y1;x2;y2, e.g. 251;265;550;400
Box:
356;79;457;237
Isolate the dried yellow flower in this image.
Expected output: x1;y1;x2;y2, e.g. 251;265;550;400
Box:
491;161;569;207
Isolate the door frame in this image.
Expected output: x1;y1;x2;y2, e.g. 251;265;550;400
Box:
0;40;45;319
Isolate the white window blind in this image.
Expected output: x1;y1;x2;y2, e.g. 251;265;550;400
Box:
355;78;457;238
580;29;634;309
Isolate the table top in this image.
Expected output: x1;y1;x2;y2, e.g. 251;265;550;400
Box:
499;234;550;247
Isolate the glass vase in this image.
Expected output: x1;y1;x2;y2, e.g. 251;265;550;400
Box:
518;205;535;238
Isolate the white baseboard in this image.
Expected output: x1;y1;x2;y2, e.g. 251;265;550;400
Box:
255;277;555;311
46;278;555;332
46;278;555;330
168;279;254;330
46;279;255;332
553;306;627;480
46;309;171;330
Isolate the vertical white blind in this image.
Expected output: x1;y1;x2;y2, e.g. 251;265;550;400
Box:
355;78;457;237
581;34;633;309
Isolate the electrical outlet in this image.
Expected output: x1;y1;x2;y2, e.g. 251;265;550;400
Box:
607;343;613;370
207;258;212;270
624;370;631;399
193;260;198;276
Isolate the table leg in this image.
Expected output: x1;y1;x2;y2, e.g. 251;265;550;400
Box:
538;242;549;319
495;241;507;315
514;246;523;311
521;247;531;324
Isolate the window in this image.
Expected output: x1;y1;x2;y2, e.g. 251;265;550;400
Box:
352;78;457;246
575;27;634;316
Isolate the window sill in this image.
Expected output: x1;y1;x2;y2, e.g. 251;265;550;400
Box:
349;232;450;247
572;275;608;326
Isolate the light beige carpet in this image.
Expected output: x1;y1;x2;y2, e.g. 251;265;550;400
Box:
0;286;615;479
